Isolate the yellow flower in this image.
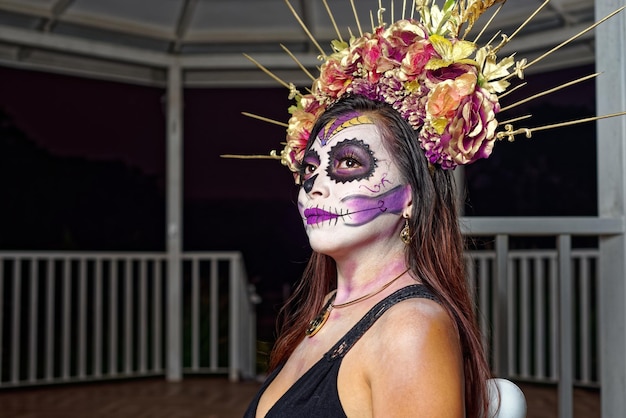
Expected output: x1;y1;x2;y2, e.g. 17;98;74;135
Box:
475;46;514;93
426;34;476;71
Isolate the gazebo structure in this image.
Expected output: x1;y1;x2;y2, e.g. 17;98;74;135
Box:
0;1;624;417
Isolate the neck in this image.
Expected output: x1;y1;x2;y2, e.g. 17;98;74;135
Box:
333;253;409;305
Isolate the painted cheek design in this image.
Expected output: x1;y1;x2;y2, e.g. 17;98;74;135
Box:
340;185;410;226
301;185;410;227
326;138;377;183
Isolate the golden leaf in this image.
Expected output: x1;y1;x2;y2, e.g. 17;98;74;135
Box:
460;0;507;38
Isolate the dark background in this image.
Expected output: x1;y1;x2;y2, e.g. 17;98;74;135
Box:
0;64;597;340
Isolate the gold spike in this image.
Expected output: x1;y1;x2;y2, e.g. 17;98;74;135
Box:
472;2;505;43
284;0;326;58
371;10;375;32
497;82;527;100
378;2;386;27
460;0;504;39
485;30;501;48
349;0;363;36
221;154;280;160
496;111;626;142
402;0;407;20
243;53;291;89
322;0;343;43
511;7;626;77
391;0;394;22
498;114;532;126
411;0;416;19
499;73;600;113
242;112;289;127
280;44;316;81
492;0;550;54
531;111;626;133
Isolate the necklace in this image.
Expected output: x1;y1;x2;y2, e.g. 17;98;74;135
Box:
305;268;410;337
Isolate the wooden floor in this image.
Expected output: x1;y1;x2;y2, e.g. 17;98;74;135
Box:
0;377;599;418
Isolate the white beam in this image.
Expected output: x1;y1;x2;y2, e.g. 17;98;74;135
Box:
180;51;320;70
596;1;626;418
0;25;171;67
460;217;624;236
166;61;183;382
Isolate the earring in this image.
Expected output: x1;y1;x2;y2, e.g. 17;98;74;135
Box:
400;216;411;245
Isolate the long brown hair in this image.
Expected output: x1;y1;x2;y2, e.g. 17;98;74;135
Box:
270;95;491;417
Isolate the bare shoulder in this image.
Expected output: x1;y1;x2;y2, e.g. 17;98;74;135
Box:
360;294;465;416
373;294;458;345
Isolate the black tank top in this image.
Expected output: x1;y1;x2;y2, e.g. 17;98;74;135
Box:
244;284;438;417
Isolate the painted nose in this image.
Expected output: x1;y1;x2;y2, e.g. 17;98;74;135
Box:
302;173;318;194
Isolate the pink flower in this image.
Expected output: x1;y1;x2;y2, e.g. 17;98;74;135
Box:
385;20;428;49
442;87;499;165
401;41;435;79
317;60;350;98
361;38;383;72
427;63;477;84
427;73;477;121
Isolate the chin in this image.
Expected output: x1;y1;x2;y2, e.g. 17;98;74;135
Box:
305;228;348;255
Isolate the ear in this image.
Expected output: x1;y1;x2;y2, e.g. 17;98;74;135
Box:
402;185;413;218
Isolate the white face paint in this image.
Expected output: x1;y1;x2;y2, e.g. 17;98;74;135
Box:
297;118;411;257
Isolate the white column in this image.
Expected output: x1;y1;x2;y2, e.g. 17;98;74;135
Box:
596;1;626;417
166;60;183;381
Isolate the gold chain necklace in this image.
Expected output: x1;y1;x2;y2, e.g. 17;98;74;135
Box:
305;268;410;337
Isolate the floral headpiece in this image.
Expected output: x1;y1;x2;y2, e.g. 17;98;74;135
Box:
226;0;625;177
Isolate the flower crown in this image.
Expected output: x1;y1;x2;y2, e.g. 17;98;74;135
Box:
226;0;626;176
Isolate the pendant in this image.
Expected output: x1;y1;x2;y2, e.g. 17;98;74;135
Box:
306;305;332;337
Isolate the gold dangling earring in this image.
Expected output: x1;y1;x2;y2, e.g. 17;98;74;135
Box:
400;216;411;245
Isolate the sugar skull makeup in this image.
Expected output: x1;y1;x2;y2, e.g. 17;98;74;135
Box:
301;113;379;191
301;138;377;191
297;114;412;251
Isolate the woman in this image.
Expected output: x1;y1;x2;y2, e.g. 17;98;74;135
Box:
233;1;626;415
244;95;491;417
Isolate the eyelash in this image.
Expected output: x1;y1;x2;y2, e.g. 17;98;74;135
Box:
336;152;361;168
300;160;319;179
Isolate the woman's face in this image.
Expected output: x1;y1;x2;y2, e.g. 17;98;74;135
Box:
297;114;411;256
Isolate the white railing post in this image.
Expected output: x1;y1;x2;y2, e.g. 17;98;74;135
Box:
494;234;509;377
229;254;241;381
0;258;4;383
557;235;574;418
248;279;257;379
209;258;219;371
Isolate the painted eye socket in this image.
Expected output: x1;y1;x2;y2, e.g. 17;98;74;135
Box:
300;149;320;182
327;138;377;183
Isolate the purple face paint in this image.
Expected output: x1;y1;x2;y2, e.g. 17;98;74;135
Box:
303;207;340;225
341;185;410;226
317;112;374;146
302;185;410;226
326;138;377;183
